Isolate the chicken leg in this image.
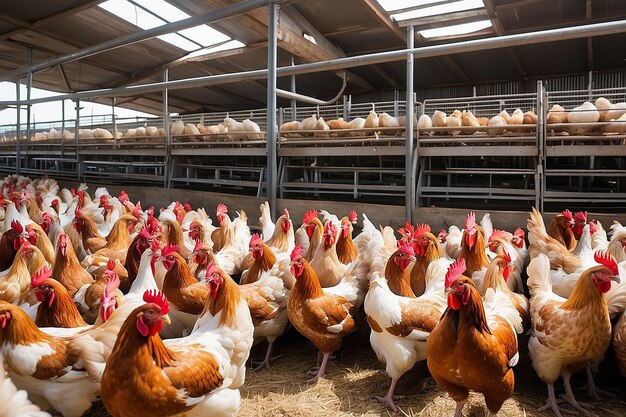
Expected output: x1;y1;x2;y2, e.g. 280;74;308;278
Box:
253;340;281;371
307;351;331;383
559;370;596;414
581;363;615;401
453;399;467;417
538;383;577;417
374;377;401;412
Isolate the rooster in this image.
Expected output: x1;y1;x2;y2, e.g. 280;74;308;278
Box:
30;266;88;329
460;212;490;277
288;245;361;382
427;258;522;417
527;251;619;416
101;270;253;417
364;239;447;411
547;209;576;250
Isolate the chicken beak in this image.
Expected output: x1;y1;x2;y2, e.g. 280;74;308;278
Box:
611;275;621;284
409;255;416;263
162;314;171;325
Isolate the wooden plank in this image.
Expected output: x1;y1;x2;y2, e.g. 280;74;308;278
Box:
419;145;537;157
171;147;266;156
279;146;405;157
545;145;626;157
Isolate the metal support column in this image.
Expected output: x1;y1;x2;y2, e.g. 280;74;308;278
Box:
537;80;545;212
15;81;20;175
405;25;415;223
163;68;171;188
266;2;278;220
75;100;80;180
290;56;296;121
25;48;32;172
61;100;65;159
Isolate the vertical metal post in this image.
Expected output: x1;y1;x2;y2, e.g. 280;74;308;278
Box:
537;80;545;212
25;48;32;172
15;81;21;175
61;100;65;158
405;25;415;223
587;70;593;101
163;67;171;188
266;2;278;220
290;55;296;121
75;100;80;174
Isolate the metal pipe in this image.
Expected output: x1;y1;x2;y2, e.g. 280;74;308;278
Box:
276;71;346;105
5;19;626;106
15;81;20;175
290;56;297;121
266;2;278;220
2;0;293;82
163;68;170;188
405;25;415;222
25;48;32;167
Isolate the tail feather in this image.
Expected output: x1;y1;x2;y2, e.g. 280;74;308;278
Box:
606;261;626;318
484;287;523;334
259;202;274;239
526;253;552;297
480;213;493;243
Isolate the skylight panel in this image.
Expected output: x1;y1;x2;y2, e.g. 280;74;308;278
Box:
390;0;484;21
377;0;438;13
186;40;246;59
99;0;245;52
419;19;492;38
179;25;230;47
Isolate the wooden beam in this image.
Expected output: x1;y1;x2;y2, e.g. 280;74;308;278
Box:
360;0;406;42
398;9;489;29
322;24;375;38
422;27;495;42
495;0;547;12
441;55;471;84
32;0;107;28
371;65;401;89
0;13;31;29
483;0;526;77
57;64;73;91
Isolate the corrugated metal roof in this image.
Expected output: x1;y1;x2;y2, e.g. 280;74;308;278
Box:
0;0;624;115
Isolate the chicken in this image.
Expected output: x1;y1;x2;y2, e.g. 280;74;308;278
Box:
499;110;511;124
567;101;600;134
485;229;527;293
572;211;587;240
101;267;253;417
379;112;402;135
162;219;192;260
0;354;50;417
607;221;626;262
314;116;330;138
417;114;433;132
72;207;107;254
432;110;446;128
524;110;538;124
439;225;462;260
427;258;522;417
336;211;358;265
30;266;88;329
477;252;530;329
613;309;626;377
301;209;322;261
242;119;263;140
527;251;619;416
546;209;576;250
0;242;48;304
300;114;318;134
262;207;294;257
488;115;507;136
595;97;615;122
348;117;366;136
364;240;447;411
52;233;94;299
460;212;490;277
461;110;480;134
326;118;352;136
407;223;450;297
527;208;581;273
0;301;100;417
364;104;379;131
287;245;359;382
308;219;348;288
211;203;232;253
446;110;462;135
547;104;568;124
508;108;524;125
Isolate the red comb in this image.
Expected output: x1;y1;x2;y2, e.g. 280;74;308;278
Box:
143;289;170;314
107;259;115;271
414;223;431;237
161;244;178;258
31;265;52;288
51;198;59;206
139;226;152;241
291;244;304;262
283;208;289;218
589;221;598;235
514;227;525;238
465;212;476;230
561;209;573;221
150;239;160;252
489;229;512;243
303;209;317;224
501;250;511;263
118;190;129;204
183;202;192;212
10;219;23;233
594;250;619;275
438;229;447;238
398;222;415;240
216;203;228;216
397;239;415;256
574;211;588;223
205;262;218;279
104;270;120;296
445;258;466;288
193;239;203;253
249;233;263;248
74;206;82;218
348;210;357;224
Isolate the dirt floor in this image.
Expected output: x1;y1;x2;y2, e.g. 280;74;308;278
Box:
77;326;626;417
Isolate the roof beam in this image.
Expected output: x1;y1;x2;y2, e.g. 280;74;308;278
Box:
495;0;546;12
398;9;489;29
360;0;406;42
483;0;526;77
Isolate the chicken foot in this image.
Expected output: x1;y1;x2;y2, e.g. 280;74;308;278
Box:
578;364;616;401
558;371;598;416
251;341;284;371
307;351;331;383
538;383;578;417
453;399;467;417
374;377;402;412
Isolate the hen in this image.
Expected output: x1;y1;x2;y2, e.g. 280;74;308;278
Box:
427;258;522;417
364;240;447;411
0;353;51;417
527;208;581;273
287;245;360;382
460;212;490;277
527;251;619;416
547;209;576;250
